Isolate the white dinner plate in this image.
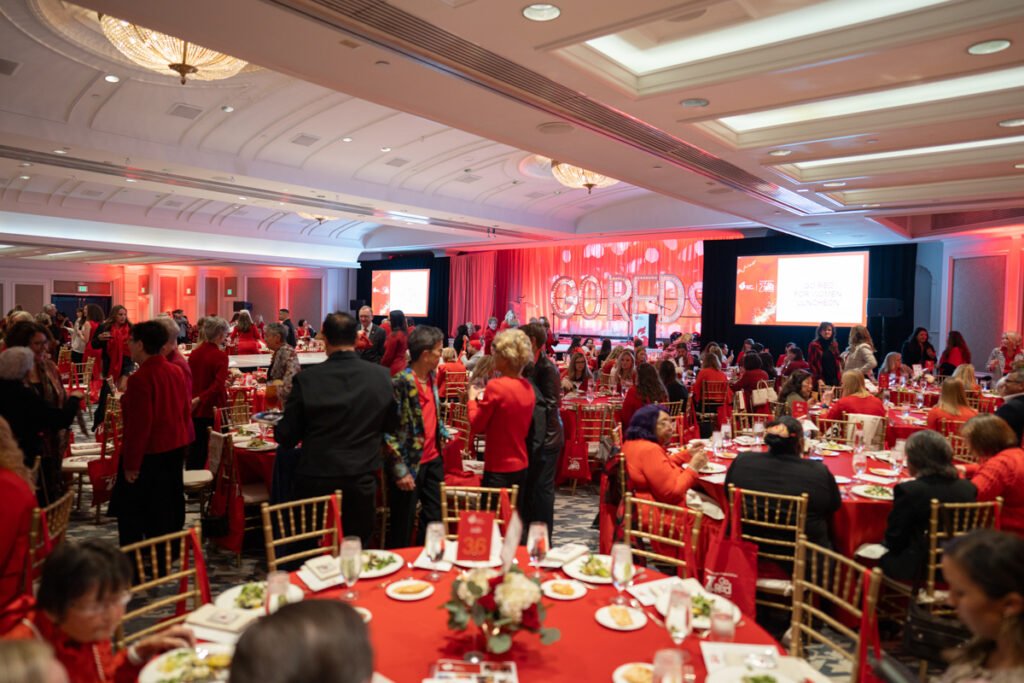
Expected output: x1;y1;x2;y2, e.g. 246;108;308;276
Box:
819;442;853;452
214;582;304;611
354;606;372;623
385;579;435;601
655;587;740;631
562;554;613;584
138;644;233;683
732;435;757;446
705;666;796;683
699;463;728;475
541;579;587;601
869;468;900;478
360;550;403;579
228;423;262;437
236;438;277;452
612;662;654;683
850;484;895;501
833;476;852;485
594;605;647;631
714;451;737;460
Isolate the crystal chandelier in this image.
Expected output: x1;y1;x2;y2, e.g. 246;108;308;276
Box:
549;161;619;194
99;15;248;85
296;212;338;225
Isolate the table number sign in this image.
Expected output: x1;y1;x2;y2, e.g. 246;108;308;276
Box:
791;401;809;419
878;374;890;390
456;511;495;562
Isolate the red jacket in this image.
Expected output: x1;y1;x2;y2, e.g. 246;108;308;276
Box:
624;439;700;505
229;327;262;355
967;447;1024;537
381;330;408;376
122;355;190;471
926;405;976;433
188;342;229;419
437;361;467;397
468;377;535;473
167;349;195;441
693;368;731;405
0;470;34;614
4;608;141;683
621;386;654;431
824;394;887;421
730;369;770;409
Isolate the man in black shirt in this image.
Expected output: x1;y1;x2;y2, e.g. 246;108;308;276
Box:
278;308;297;347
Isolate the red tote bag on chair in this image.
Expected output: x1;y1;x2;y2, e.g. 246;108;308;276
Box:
702;494;758;617
557;439;591;483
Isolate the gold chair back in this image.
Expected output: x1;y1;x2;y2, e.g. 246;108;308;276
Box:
443;371;468;401
922;497;1002;612
217;402;252;432
963;390;981;411
790;536;882;683
261;490;343;573
815;417;853;445
623;494;703;578
697;380;728;415
660;400;684;416
439;484;518;541
57;347;71;366
25;490;75;589
576;403;613;443
947;434;976;463
599;371;613;388
730;412;772;437
446;402;473;460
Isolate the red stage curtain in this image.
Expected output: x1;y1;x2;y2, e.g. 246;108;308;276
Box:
449;251;497;336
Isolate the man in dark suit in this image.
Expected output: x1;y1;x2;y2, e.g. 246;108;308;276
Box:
276;312;397;545
278;308;297;347
878;430;976;580
357;306;386;364
725;416;841;556
994;369;1024;445
520;323;563;539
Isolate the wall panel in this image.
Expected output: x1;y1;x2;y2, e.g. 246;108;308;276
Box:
14;283;44;314
950;255;1005;364
288;278;322;327
159;275;178;315
246;277;280;322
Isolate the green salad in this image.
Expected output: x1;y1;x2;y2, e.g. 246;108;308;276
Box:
580;554;610;578
692;593;715;617
233;582;264;609
362;551;398;572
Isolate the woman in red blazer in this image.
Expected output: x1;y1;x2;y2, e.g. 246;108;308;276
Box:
0;417;34;623
730;353;770;411
381;310;409;376
187;316;229;470
960;414;1024;536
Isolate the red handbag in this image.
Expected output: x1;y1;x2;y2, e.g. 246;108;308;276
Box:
702;495;758;617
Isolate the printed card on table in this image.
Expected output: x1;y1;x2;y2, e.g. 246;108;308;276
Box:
456;510;495;562
878;373;890;390
791;401;808;419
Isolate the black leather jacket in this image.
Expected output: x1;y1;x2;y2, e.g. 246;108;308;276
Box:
527;353;564;453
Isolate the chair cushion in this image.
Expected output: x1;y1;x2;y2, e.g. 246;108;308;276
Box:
62;455;100;472
182;470;214;487
241;482;269;505
70;443;104;455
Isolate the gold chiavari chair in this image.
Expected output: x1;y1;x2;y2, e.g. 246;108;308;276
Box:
443;371;468;402
261;490;343;572
815;417;853;445
439;484;518;541
696;380;728;419
573;403;615;494
728;484;808;613
57;347;72;367
920;498;1002;613
937;417;966;438
963;389;981;411
216;402;252;432
660;400;684;417
623;493;703;578
730;411;772;437
117;525;207;649
948;434;976;463
67;358;96;404
24;490;75;591
446;401;474;462
790;536;883;683
599;371;613;389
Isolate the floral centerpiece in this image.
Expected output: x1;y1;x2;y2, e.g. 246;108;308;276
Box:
443;567;560;654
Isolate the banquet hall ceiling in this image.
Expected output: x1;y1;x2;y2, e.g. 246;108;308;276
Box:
0;0;1022;267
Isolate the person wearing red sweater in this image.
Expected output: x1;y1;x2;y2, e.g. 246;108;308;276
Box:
467;329;535;491
621;363;667;432
780;347;810;377
380;309;409;377
436;347;467;399
228;311;262;355
938;330;972;376
0;417;34;624
824;371;886;421
3;540;195;683
624;405;708;505
692;354;732;408
961;414;1024;537
926;379;977;433
109;321;191;547
187;317;229;470
729;353;770;411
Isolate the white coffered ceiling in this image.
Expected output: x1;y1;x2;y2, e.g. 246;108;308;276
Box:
0;0;1022;267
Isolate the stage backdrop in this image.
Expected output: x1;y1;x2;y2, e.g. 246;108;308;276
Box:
449;236;729;339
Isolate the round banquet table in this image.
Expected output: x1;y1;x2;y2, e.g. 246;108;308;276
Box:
285;547;781;682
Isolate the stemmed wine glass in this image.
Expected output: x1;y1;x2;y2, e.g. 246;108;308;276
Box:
916;392;925;412
424;522;446;582
339;536;362;601
609;542;634;606
852;449;868;479
526;522;549;580
753;420;765;446
664;587;693;651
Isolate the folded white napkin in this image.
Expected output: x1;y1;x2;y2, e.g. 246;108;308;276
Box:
185;603;260;634
296;566;346;592
538;543;588;569
700;472;727;484
855;473;896;485
70;443;103;454
412;549;453;572
626;576;690;606
686;490;725;521
188;625;242;645
855;543;889;560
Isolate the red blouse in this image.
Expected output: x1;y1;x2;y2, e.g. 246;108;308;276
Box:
967;447;1024;537
824;394;887;421
229;327;261;355
0;470;34;613
188;342;229;419
926;405;977;432
621;386;654;431
468;376;535;472
122;355;191;471
381;330;408;376
624;439;699;505
692;368;731;405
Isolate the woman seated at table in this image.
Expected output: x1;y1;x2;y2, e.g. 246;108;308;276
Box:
700;342;729;370
2;539;195;683
609;349;637;394
295;318;315;340
560;351;592;393
843;325;877;379
623;404;707;505
622;364;667;431
777;370;813;416
987;331;1024;379
692;353;731;408
938;330;972;377
960;414;1024;537
901;326;937;369
467;329;535;493
0;416;35;624
729;353;770;410
952;363;980;392
229;310;262;355
926;379;977;433
878;430;977;580
759;351;777;382
600;346;623;377
779;347;809;377
879;352;912;382
824;371;886;420
776;342;796;369
265;322;300;404
436;347;466;398
659;359;688;406
934;529;1024;683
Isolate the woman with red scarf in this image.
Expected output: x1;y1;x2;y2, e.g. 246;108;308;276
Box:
90;306;131;428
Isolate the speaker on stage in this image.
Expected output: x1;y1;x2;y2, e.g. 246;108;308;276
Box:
868;298;903;317
645;314;658;347
232;301;253;313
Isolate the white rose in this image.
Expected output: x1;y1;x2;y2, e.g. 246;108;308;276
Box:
493;573;541;623
456;568;498;606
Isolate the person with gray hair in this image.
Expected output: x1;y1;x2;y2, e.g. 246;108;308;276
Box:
0;347;82;475
187;315;229;470
994;368;1024;445
878;429;977;580
266;321;300;402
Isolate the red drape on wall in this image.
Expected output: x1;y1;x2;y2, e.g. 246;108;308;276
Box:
450;237;720;338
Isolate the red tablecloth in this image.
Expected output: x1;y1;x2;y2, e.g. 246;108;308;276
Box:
285;547;780;682
235;443;276;494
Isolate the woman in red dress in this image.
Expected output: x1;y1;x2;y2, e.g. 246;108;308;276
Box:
621;363;667;431
824;371;886;420
228;311;262;355
730;353;770;411
938;330;972;377
380;310;409;376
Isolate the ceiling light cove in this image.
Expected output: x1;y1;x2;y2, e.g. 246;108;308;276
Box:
999;118;1024;128
967;39;1011;55
791;135;1024;169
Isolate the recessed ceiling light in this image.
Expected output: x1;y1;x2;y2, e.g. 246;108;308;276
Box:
720;66;1024;132
380;146;391;152
823;181;846;188
238;196;247;200
794;134;1024;168
18;175;30;180
796;188;810;192
53;149;67;154
104;74;120;83
342;137;353;142
125;178;137;182
1015;163;1024;169
523;4;561;21
967;39;1011;55
19;162;31;167
680;98;709;107
999;118;1024;128
769;150;792;157
221;105;235;113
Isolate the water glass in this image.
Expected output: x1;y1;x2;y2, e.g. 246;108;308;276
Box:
653;649;684;683
339;536;362;601
710;603;735;641
424;522;446;582
916;393;925;411
609;543;633;605
853;451;867;477
721;422;732;445
753;420;765;445
526;522;549;579
265;571;289;615
711;430;723;456
665;588;692;645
